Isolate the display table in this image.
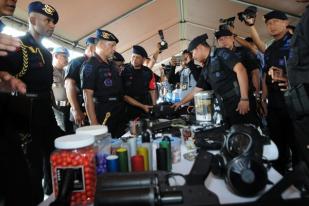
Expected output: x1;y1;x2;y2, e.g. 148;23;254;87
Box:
39;134;300;206
172;144;299;204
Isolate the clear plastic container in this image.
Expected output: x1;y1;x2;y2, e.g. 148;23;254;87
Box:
76;125;111;174
51;134;96;206
194;90;214;122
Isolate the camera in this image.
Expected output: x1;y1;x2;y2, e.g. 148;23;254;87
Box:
237;6;257;25
158;30;168;51
219;16;235;31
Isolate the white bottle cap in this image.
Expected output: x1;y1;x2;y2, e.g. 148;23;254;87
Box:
54;134;95;149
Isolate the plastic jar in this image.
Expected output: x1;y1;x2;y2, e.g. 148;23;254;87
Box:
51;134;96;206
76;125;111;174
194;90;214;122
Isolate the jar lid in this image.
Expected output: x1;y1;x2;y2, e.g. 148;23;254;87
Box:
194;90;214;97
55;134;95;149
76;125;108;137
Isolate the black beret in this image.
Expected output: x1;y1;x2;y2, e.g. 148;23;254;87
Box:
132;45;148;58
28;1;59;24
85;37;96;45
264;10;288;23
188;33;208;52
96;29;119;43
214;29;233;39
113;51;125;62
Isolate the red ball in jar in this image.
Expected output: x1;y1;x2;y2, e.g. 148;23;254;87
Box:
51;134;97;206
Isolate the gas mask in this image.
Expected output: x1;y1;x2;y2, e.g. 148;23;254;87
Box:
211;124;268;197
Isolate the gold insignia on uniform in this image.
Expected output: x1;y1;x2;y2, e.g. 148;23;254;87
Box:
42;4;55;15
102;32;111;39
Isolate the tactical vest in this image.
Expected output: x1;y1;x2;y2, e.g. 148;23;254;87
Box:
285;7;309;117
92;58;123;101
287;8;309;87
122;64;152;99
204;49;240;100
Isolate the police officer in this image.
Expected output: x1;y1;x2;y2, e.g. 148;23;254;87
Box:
122;45;157;121
261;10;298;174
81;29;126;138
173;33;259;127
65;37;96;127
286;1;309;168
168;50;202;102
52;47;73;134
0;1;62;205
215;29;260;96
113;51;125;74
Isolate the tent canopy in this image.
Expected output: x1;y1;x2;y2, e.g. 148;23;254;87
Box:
3;0;305;65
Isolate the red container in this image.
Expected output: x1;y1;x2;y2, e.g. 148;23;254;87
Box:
51;134;96;206
131;155;145;172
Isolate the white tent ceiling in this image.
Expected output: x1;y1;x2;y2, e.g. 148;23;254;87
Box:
2;0;306;67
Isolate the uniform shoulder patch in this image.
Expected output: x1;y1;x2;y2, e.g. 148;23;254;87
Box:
217;48;231;61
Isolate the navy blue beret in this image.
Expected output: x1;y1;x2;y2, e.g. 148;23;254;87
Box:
28;1;59;24
214;29;233;39
188;33;208;52
132;45;148;58
53;47;69;57
264;10;288;23
96;29;119;43
113;51;125;62
85;37;96;45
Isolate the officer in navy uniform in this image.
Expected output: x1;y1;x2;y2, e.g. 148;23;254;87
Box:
81;29;127;138
173;33;259;127
0;1;63;205
262;10;298;174
65;37;96;127
214;29;260;96
285;2;309;168
121;45;157;121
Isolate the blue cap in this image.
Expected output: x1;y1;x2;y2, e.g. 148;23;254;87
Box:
96;29;118;43
85;37;96;45
214;29;233;39
53;47;69;57
113;51;125;62
28;1;59;24
132;45;148;58
188;33;208;52
264;10;288;23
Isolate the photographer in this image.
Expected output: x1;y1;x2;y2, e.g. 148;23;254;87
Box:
168;50;202;102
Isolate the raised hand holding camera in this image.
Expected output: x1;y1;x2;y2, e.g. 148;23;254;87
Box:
238;6;257;26
158;30;168;52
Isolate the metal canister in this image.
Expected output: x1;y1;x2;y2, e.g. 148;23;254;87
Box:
194;90;214;122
